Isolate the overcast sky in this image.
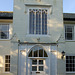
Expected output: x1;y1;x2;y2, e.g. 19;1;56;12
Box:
0;0;75;13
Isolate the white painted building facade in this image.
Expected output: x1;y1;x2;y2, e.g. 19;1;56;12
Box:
1;0;75;75
11;0;64;75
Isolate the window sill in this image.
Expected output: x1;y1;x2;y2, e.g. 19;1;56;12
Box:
0;39;10;41
66;72;75;73
3;72;10;73
26;34;51;37
28;57;48;59
65;40;75;42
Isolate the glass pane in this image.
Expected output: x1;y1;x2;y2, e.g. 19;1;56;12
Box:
5;68;10;72
2;25;9;31
39;66;43;71
5;64;10;67
34;50;38;57
67;28;72;32
5;60;10;63
39;49;43;57
5;56;9;59
1;31;9;39
36;11;39;34
32;60;37;64
66;33;73;40
39;12;41;34
39;60;43;64
42;11;45;34
28;50;32;57
29;11;34;34
45;12;47;34
32;66;37;71
44;51;48;57
66;68;69;71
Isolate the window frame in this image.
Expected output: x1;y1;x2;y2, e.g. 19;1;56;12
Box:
32;59;44;72
5;55;10;73
27;7;50;36
66;56;75;73
65;25;74;40
0;23;10;40
28;46;48;58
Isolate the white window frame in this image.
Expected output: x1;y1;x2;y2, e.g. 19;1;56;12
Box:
0;23;10;40
29;9;47;35
32;59;44;72
5;55;10;73
27;7;50;36
66;56;75;73
65;24;74;40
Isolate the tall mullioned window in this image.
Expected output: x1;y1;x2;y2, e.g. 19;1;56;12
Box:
29;9;47;35
5;55;10;72
0;24;9;39
66;56;75;72
65;25;74;40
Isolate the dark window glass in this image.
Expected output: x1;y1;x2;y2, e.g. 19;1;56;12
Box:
32;66;37;71
32;60;37;64
29;9;47;35
39;49;43;57
65;26;74;40
39;66;43;71
39;60;43;64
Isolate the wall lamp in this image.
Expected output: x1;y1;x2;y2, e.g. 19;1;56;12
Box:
61;51;65;59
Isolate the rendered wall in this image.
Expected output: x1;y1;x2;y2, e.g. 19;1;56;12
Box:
0;22;13;75
13;0;64;43
11;0;65;75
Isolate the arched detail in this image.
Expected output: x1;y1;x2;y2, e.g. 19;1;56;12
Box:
28;45;48;57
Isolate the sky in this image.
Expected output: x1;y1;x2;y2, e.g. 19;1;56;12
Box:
0;0;75;13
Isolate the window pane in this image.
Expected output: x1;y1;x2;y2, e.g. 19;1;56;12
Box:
5;60;10;63
39;12;41;34
42;11;45;34
32;60;37;64
39;60;43;64
28;50;32;57
44;51;48;57
45;11;47;34
34;50;38;57
39;49;43;57
32;66;37;71
36;11;39;34
5;64;10;67
1;32;8;39
65;33;73;40
39;66;43;71
2;25;9;31
29;11;34;34
5;56;9;59
5;68;10;72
